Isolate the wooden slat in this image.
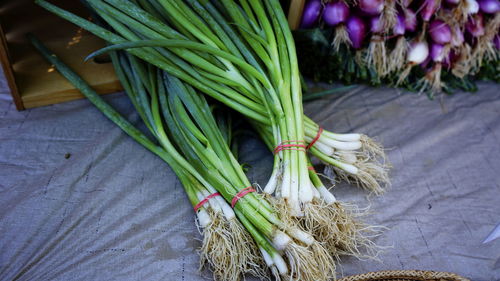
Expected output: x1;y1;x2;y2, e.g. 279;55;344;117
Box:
14;34;121;109
288;0;306;30
0;20;23;110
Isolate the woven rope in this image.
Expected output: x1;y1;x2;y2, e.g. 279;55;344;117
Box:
338;270;470;281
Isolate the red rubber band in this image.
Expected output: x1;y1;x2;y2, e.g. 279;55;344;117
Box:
274;140;307;154
306;127;323;150
231;187;255;208
194;192;221;212
308;166;316;171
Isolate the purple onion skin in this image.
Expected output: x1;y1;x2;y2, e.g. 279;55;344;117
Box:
370;16;384;33
478;0;500;13
347;16;367;49
358;0;384;15
421;0;440;22
451;25;465;47
300;0;323;28
404;9;418;32
420;55;432;69
429;20;452;44
445;0;460;5
393;13;406;35
430;43;446;62
495;34;500;50
324;1;350;26
466;13;485;37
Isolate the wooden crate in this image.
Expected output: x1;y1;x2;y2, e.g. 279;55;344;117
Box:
0;1;305;110
0;0;121;110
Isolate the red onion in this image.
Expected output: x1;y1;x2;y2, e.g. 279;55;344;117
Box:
466;13;485;37
323;1;350;26
429;20;452;44
445;0;460;4
450;25;465;47
478;0;500;13
421;0;440;22
407;41;430;64
495;34;500;49
370;16;384;33
404;9;418;32
430;43;446;62
393;13;406;35
358;0;384;15
300;0;323;28
346;16;367;49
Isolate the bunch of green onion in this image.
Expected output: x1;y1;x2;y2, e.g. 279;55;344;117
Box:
33;0;391;280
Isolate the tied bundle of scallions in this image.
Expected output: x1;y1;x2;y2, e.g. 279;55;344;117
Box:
32;0;391;280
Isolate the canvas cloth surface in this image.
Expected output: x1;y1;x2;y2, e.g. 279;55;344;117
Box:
1;75;499;281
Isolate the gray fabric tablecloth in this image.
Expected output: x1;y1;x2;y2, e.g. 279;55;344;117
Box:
1;74;499;281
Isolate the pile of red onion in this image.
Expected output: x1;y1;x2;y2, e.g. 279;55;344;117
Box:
300;0;499;93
